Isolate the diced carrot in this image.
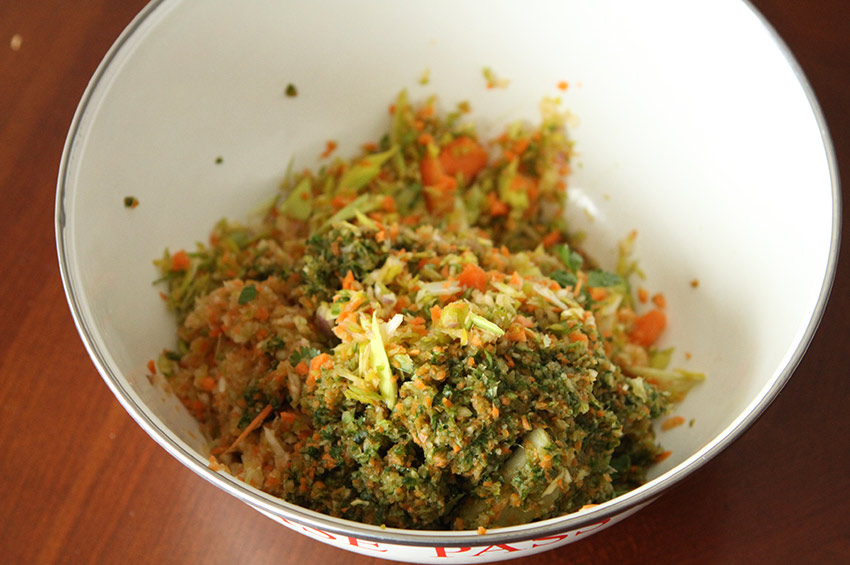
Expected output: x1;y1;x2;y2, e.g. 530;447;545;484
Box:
423;176;457;215
420;154;444;186
637;287;650;304
341;270;356;290
170;249;190;271
457;262;488;292
629;309;667;346
588;287;608;301
505;325;527;343
568;331;589;343
337;295;364;323
513;138;530;155
430;305;442;322
361;141;378;153
557;80;569;91
655;450;672;463
439;136;488;183
541;230;561;248
661;416;686;431
487;192;509;217
652;293;667;308
331;194;354;209
254;306;269;321
309;353;333;373
146;359;157;375
410;316;426;326
279;411;298;426
509;171;537;193
509;271;522;288
306;353;333;389
381;195;397;213
295;361;309;376
320;140;337;159
200;376;216;391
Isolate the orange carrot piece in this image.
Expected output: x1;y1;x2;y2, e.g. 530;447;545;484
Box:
223;404;273;454
200;377;216;391
652;293;667;308
512;138;530;155
541;230;561;248
637;287;650;304
423;176;458;215
629;309;667;346
309;353;333;373
295;361;309;376
487;192;510;217
457;262;488;291
146;359;157;375
279;411;298;426
661;416;686;431
170;249;190;271
305;353;332;389
341;270;356;290
331;194;354;209
430;305;442;322
568;331;589;343
381;195;396;213
439;136;488;182
320;140;337;159
420;154;445;186
588;287;608;301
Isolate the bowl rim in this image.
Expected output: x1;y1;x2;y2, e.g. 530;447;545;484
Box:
55;0;842;547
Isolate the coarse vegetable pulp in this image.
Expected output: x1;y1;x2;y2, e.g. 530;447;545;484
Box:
153;91;703;530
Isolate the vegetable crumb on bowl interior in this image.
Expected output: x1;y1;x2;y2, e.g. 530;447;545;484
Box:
150;91;703;530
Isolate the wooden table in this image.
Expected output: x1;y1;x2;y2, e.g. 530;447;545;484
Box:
2;1;848;563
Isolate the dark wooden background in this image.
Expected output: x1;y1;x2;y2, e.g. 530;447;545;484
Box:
1;1;847;563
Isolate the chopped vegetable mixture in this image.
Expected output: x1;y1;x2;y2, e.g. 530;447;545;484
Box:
153;91;703;530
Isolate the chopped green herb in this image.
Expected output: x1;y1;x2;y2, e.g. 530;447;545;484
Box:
238;284;257;305
587;269;623;287
290;346;321;366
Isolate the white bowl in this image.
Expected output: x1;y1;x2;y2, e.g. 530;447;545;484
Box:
56;1;839;562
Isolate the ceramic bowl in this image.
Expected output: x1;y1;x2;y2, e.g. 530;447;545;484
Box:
56;1;839;562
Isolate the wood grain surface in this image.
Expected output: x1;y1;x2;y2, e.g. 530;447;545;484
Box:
1;1;848;563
